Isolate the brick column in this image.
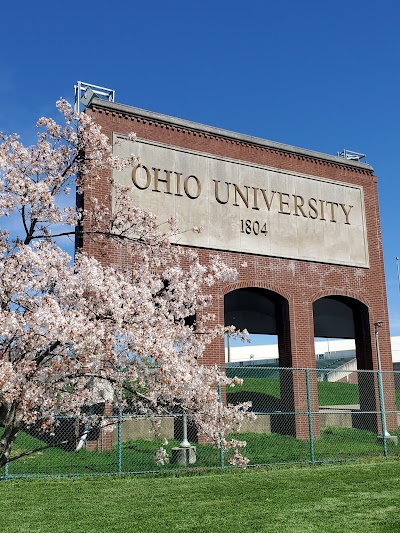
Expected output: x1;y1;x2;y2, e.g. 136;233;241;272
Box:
86;403;113;452
272;297;320;440
290;297;319;440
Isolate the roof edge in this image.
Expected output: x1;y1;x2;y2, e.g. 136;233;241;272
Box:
88;98;374;172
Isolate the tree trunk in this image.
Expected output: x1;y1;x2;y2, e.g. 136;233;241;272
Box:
0;402;21;468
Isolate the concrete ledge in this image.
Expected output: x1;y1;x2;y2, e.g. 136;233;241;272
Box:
320;412;353;429
111;417;174;445
377;434;398;446
112;412;400;443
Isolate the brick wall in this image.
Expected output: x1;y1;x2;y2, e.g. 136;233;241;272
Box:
82;102;396;438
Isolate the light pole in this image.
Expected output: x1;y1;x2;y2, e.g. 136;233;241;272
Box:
180;412;191;448
373;321;389;456
374;321;383;372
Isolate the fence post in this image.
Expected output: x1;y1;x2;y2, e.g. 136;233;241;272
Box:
3;462;9;480
374;325;388;458
117;408;123;474
377;370;388;458
218;383;225;469
305;369;315;465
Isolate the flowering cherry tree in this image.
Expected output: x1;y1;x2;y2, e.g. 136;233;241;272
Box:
0;100;251;467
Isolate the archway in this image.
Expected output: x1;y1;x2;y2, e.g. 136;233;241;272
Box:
224;288;295;434
224;287;292;365
313;295;376;431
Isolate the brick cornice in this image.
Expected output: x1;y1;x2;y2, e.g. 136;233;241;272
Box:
89;100;374;177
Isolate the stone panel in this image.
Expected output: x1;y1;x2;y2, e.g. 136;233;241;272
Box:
114;136;368;267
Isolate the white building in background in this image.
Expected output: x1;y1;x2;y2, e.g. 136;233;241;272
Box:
226;336;400;365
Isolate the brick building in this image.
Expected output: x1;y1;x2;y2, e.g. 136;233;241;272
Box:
82;96;396;439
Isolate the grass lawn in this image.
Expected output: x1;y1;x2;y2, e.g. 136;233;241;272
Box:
3;426;399;479
227;376;400;408
1;460;400;532
2;376;399;478
227;377;364;407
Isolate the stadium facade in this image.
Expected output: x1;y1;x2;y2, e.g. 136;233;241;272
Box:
81;96;396;438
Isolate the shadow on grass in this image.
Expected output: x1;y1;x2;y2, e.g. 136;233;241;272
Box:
227;392;281;413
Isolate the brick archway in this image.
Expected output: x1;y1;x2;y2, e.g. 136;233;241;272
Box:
312;294;372;368
224;286;292;366
312;294;396;433
223;286;298;435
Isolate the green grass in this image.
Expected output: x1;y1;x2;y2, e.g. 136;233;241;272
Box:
228;376;363;404
317;381;359;405
228;376;280;398
240;427;400;464
3;375;400;479
1;460;400;532
3;426;399;479
3;432;222;476
227;376;400;408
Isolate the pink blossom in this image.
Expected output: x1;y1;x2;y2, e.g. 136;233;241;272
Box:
0;100;251;467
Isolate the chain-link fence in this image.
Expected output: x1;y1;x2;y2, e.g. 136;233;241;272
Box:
2;367;400;479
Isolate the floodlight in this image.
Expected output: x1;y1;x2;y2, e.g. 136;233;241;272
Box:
80;87;96;107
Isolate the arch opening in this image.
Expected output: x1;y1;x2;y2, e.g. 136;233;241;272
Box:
313;295;376;431
224;288;292;367
224;288;294;433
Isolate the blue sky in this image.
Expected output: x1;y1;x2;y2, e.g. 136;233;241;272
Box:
2;0;400;335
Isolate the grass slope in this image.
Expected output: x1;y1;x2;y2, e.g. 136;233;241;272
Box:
227;376;400;409
1;460;400;532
